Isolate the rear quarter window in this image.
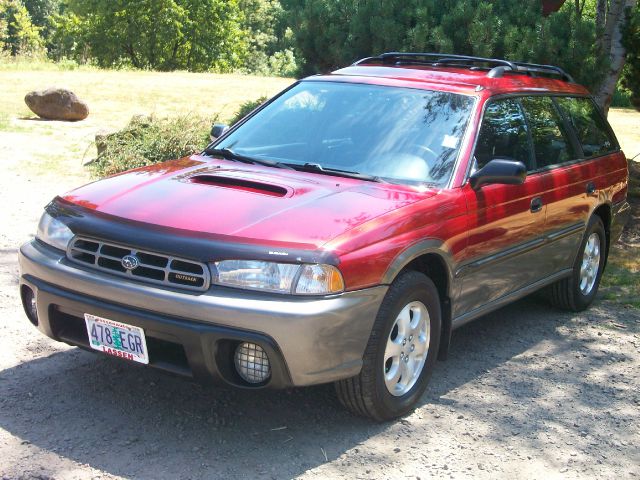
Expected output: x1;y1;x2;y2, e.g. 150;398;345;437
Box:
555;97;617;158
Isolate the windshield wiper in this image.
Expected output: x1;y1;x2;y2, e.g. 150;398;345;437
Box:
290;163;382;183
205;147;293;170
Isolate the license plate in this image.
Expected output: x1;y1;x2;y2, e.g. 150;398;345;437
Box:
84;314;149;365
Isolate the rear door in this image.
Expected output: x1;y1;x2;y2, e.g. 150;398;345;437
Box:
522;96;619;274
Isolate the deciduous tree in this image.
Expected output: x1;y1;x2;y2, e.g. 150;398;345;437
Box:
54;0;247;71
0;0;44;56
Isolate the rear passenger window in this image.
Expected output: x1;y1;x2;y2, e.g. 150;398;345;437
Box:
555;97;616;157
521;96;576;168
475;98;532;170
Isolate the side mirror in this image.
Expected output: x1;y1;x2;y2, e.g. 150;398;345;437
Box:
210;123;229;141
469;158;527;190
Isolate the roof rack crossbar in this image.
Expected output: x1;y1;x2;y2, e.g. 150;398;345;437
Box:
513;61;575;83
353;52;518;69
352;52;574;83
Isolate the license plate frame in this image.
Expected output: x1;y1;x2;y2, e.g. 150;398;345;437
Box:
84;313;149;365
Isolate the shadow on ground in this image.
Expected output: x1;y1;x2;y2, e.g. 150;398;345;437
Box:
0;295;635;479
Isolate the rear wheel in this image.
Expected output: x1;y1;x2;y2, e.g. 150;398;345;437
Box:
335;271;441;421
548;216;607;312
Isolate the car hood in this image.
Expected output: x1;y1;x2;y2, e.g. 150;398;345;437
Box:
62;156;435;249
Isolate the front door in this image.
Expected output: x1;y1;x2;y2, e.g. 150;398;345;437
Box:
455;97;548;317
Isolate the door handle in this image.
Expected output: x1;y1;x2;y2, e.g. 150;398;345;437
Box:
530;197;543;213
586;181;596;195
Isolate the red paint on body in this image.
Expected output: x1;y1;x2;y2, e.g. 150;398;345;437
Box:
61;65;628;292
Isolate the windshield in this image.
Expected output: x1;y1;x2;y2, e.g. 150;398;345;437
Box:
215;81;475;185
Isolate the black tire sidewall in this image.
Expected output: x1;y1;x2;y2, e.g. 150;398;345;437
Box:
369;272;441;419
571;217;606;310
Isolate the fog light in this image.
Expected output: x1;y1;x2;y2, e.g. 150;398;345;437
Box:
234;342;271;384
21;286;38;326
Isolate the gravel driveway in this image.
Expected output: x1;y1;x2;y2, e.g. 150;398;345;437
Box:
1;128;639;480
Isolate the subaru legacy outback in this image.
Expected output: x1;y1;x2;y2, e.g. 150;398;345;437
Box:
19;53;630;420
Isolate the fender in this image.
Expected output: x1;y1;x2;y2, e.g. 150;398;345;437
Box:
381;238;459;361
381;238;457;296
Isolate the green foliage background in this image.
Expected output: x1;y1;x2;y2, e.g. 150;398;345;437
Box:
0;0;638;104
622;4;640;109
0;0;44;55
50;0;248;71
285;0;607;91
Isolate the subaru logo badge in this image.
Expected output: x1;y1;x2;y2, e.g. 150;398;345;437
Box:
121;255;140;270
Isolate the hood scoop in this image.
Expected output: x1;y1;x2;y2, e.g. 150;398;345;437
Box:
189;174;288;197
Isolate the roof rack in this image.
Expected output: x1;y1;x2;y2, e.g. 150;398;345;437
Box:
352;52;575;83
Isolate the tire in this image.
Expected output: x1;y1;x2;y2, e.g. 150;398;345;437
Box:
547;215;607;312
335;271;441;421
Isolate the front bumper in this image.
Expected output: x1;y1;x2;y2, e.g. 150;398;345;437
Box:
19;240;387;388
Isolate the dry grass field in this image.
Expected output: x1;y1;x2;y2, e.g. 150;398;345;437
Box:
0;68;293;178
1;67;638;173
0;68;294;123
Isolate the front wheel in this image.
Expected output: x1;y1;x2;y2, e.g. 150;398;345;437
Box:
335;271;441;421
547;216;607;312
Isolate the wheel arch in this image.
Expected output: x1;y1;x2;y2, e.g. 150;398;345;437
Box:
592;203;612;265
382;241;455;361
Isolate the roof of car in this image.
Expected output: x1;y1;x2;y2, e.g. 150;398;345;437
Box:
323;61;589;97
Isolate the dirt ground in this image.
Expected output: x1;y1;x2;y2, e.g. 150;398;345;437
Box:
1;116;639;479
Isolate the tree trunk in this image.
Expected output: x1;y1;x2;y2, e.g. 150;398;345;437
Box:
594;0;637;115
596;0;607;30
125;43;141;68
602;0;625;55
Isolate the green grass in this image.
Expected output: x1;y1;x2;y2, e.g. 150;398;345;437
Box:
0;110;30;132
629;161;640;199
601;160;639;308
0;56;100;72
0;112;9;131
601;247;640;308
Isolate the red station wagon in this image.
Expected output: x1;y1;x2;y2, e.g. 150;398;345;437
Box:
19;53;630;420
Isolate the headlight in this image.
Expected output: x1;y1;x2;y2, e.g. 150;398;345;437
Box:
213;260;344;295
36;212;73;251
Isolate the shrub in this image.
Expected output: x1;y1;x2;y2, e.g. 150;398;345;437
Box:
245;49;299;78
228;96;268;125
267;49;298;77
89;114;211;178
612;85;633;108
89;96;274;179
629;158;640;200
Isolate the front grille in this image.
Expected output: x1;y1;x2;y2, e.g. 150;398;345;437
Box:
67;237;210;292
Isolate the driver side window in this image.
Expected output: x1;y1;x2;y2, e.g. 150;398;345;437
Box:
475;98;533;171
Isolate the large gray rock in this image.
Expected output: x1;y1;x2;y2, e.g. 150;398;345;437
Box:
24;88;89;121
